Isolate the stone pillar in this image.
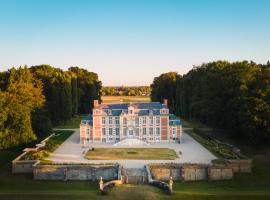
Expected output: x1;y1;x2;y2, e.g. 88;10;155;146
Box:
64;167;68;181
169;176;173;192
125;175;128;184
99;177;103;191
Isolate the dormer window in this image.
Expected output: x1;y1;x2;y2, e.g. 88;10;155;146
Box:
108;109;112;115
160;108;168;114
128;106;134;115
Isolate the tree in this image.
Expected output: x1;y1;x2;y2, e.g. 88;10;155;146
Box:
152;61;270;144
151;72;180;112
0;67;44;149
69;67;101;114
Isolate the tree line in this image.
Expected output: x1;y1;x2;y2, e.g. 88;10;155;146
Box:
101;86;150;96
0;65;101;149
151;61;270;144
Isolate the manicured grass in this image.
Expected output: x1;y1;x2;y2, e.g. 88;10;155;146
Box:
54;115;83;129
102;95;150;103
85;148;178;160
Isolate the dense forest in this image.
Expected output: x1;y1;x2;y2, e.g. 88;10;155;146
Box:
101;86;150;96
0;65;101;149
151;61;270;144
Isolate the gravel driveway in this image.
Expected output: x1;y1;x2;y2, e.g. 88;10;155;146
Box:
48;129;216;168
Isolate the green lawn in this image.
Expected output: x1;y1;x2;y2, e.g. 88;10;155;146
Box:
85;148;178;160
54;115;83;129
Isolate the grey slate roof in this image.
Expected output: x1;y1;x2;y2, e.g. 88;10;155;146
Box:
81;114;93;126
98;102;167;110
169;114;181;125
81;103;181;126
98;102;167;116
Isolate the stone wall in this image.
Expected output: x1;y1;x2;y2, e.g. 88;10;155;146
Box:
181;164;208;181
33;163;119;181
149;163;182;181
12;133;55;174
148;162;241;182
12;157;39;174
208;165;233;181
227;159;252;173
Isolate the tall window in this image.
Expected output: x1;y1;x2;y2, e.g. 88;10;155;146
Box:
102;117;106;125
143;127;147;135
172;127;176;135
156;127;160;135
109;128;113;135
149;117;153;125
143;117;146;125
115;117;119;125
123;118;127;126
149;127;153;135
115;128;120;135
156;117;160;124
102;128;106;136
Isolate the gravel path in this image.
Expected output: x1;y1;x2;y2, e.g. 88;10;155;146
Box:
48;129;216;168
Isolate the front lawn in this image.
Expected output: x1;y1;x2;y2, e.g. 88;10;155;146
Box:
85;148;178;160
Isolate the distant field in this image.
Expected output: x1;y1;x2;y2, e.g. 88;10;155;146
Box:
102;95;150;103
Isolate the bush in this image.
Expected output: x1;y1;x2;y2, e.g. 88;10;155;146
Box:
23;150;50;160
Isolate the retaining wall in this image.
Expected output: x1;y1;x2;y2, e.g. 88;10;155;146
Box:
33;164;119;181
12;133;55;174
182;164;208;181
208;164;233;180
148;162;239;182
227;159;252;173
149;163;182;181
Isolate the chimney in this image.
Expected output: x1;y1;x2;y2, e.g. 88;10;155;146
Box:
164;99;168;107
93;100;99;108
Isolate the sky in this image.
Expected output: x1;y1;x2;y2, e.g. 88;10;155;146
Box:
0;0;269;86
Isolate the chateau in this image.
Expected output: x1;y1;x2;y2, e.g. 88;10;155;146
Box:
80;100;182;144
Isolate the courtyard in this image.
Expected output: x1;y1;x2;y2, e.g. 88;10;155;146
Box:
48;129;216;167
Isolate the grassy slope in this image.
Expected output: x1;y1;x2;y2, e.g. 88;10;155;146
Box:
85;148;178;160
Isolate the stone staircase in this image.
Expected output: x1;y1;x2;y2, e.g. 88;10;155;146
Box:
122;167;147;184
